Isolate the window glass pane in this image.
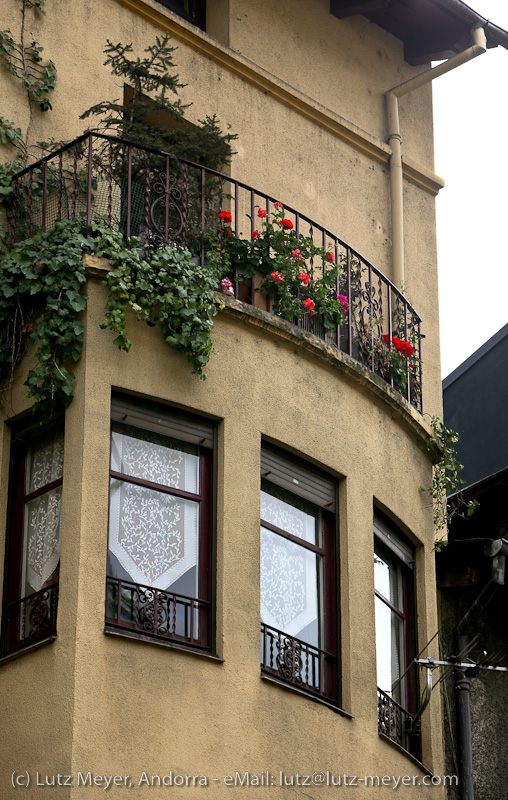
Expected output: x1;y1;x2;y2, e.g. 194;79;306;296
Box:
375;595;404;703
165;0;198;18
109;478;199;590
23;486;62;595
260;526;319;646
111;423;199;493
26;429;64;493
375;547;403;612
261;484;317;544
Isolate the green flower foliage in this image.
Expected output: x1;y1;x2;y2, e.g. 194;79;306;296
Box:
421;415;479;545
0;218;221;415
212;205;349;331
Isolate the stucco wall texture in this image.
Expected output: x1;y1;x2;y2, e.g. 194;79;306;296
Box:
0;277;445;798
1;0;447;796
2;0;443;417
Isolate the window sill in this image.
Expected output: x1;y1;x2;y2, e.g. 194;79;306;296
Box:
0;635;56;667
104;626;223;662
378;733;430;775
261;674;353;718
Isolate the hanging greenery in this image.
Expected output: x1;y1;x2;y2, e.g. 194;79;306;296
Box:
0;218;220;415
421;415;478;546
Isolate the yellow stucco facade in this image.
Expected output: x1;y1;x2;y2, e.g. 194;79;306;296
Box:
0;0;450;797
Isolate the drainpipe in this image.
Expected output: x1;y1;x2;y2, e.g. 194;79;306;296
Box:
386;26;487;289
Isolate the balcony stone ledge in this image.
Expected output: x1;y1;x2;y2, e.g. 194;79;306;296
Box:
84;254;440;462
219;295;441;463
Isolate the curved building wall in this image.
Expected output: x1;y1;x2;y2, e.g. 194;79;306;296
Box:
0;274;445;798
1;1;446;796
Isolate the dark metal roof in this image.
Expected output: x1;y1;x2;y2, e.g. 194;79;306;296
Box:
330;0;508;64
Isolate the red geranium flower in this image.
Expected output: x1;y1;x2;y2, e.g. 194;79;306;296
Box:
251;231;261;239
396;340;414;357
382;334;390;345
218;210;232;223
274;201;283;207
303;298;315;311
271;271;285;283
324;251;335;263
279;218;293;230
298;272;311;286
257;209;267;218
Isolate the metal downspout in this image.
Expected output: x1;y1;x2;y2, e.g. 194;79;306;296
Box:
456;633;474;800
385;26;487;289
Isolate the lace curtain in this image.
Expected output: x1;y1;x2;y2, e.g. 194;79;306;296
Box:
23;429;64;594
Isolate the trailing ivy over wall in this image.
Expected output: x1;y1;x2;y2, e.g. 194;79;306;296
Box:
0;218;88;414
0;219;220;415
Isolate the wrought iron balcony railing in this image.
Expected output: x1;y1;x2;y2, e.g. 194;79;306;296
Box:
105;576;211;650
261;622;338;704
377;687;420;758
7;133;423;411
4;583;59;655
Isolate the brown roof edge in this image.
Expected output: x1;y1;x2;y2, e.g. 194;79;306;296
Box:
431;0;508;50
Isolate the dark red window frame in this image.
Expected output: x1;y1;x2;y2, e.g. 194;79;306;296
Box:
1;422;63;657
260;447;339;707
155;0;206;30
104;402;214;653
374;520;419;758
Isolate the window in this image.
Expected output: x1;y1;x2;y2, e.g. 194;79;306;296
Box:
1;421;64;657
374;514;419;757
105;395;214;652
260;444;339;705
156;0;205;29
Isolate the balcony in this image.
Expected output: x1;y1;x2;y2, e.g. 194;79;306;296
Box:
261;622;338;705
377;687;421;759
4;584;59;655
105;576;212;651
6;133;423;412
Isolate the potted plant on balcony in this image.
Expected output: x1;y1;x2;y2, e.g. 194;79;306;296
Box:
211;203;349;333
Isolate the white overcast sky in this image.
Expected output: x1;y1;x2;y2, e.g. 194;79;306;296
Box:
432;0;508;378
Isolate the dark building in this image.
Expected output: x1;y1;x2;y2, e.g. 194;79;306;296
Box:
439;327;508;800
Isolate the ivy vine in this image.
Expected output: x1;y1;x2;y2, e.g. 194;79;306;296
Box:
0;218;221;415
95;222;220;378
0;218;88;413
421;415;478;547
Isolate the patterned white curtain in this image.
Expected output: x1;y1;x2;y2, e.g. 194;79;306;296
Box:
23;429;64;594
260;491;318;639
109;429;199;590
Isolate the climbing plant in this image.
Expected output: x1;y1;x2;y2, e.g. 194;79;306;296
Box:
0;0;57;151
421;415;478;546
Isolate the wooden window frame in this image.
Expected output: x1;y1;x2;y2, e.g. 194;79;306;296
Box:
104;395;215;653
260;444;339;706
374;514;419;757
155;0;206;30
1;418;64;658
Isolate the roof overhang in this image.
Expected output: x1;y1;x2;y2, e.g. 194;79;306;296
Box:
330;0;508;64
